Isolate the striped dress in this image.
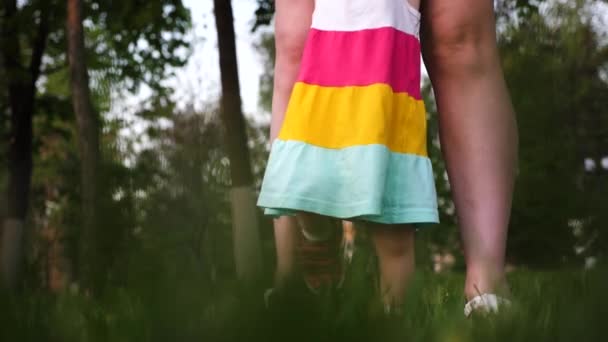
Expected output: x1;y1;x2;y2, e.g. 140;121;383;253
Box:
257;0;438;225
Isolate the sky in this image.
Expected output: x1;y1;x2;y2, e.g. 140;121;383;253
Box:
111;0;264;153
174;0;264;117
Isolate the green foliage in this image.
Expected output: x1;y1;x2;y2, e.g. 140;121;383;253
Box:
128;107;234;282
255;32;275;114
496;0;545;19
502;1;608;266
86;0;192;94
252;0;274;32
0;0;193;290
22;0;193;95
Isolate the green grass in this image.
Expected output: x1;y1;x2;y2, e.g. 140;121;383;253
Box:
1;267;606;342
1;236;606;342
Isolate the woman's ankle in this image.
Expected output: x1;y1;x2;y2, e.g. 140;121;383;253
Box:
464;268;510;300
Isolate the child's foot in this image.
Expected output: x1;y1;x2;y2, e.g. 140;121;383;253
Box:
263;276;312;310
297;224;343;293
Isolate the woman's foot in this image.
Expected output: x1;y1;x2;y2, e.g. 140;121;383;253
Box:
464;276;512;317
464;293;512;317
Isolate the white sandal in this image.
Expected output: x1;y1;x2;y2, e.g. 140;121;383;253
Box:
263;288;275;308
464;293;512;317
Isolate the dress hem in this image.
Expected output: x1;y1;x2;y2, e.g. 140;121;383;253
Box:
258;193;439;225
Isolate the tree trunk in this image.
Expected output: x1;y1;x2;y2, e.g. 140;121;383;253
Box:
66;0;101;292
1;0;49;289
213;0;262;282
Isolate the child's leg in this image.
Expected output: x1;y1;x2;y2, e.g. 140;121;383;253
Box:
368;224;416;309
270;0;314;141
271;0;315;289
273;217;299;288
273;214;341;294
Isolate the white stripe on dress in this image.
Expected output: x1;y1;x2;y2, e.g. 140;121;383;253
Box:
312;0;420;38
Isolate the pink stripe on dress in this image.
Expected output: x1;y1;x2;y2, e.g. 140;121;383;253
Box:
298;27;422;99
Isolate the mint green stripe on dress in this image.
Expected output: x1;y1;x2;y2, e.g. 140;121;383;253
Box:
257;140;439;225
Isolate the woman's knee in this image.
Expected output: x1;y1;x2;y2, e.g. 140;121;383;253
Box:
421;0;499;76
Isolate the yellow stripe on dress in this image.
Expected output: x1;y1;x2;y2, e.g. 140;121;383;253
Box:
278;82;428;157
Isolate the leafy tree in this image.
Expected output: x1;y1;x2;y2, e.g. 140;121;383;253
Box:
1;0;191;290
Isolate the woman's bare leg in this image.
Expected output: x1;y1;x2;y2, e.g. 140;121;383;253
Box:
270;0;314;288
369;224;416;308
421;0;518;299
